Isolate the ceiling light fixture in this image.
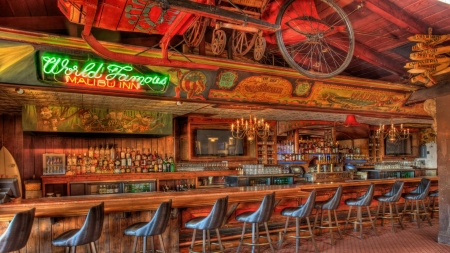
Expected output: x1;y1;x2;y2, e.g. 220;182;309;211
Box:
343;115;360;127
376;120;409;143
176;101;183;106
15;88;24;94
231;114;270;142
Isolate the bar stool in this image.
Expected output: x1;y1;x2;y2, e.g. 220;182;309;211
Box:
236;192;276;253
279;189;318;253
374;180;404;233
0;208;35;253
401;178;432;228
343;183;378;239
52;202;104;253
428;190;439;219
124;200;172;253
185;196;228;253
313;185;343;245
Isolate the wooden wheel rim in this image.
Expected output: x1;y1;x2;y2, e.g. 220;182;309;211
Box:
183;17;208;48
232;30;256;56
211;29;227;55
253;36;266;61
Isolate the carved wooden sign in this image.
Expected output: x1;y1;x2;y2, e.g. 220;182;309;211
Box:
405;31;450;87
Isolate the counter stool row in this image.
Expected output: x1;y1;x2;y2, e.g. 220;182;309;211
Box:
0;178;438;253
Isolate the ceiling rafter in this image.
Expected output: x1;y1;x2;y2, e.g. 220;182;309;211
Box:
363;0;431;34
0;16;67;31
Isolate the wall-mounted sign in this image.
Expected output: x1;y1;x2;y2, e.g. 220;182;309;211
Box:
37;51;170;93
22;105;172;135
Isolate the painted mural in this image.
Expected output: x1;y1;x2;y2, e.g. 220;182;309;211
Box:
22;105;172;135
209;69;427;116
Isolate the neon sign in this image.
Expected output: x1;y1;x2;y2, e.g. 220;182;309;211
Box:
38;52;170;93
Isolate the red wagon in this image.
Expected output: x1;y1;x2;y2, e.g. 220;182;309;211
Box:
58;0;354;78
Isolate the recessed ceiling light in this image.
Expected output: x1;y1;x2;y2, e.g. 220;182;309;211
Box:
15;88;24;94
439;0;450;4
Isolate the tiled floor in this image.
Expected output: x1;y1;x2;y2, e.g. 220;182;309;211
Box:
221;221;450;253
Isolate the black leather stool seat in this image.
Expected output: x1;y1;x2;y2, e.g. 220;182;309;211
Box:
313;185;343;246
279;189;318;253
185;196;228;253
124;200;172;253
52;202;104;253
236;192;276;253
343;183;378;240
0;208;35;253
428;190;439;219
401;178;432;228
374;180;404;233
429;190;438;197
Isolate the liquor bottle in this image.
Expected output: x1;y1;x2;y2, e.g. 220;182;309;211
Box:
131;148;136;160
94;146;99;159
162;156;167;172
169;154;175;172
136;150;141;161
126;147;131;159
127;156;133;167
142;149;148;161
105;144;110;156
67;153;72;166
120;147;126;159
88;146;94;159
99;145;105;157
71;153;77;166
110;144;115;160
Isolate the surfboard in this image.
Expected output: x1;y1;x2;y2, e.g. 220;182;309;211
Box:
0;146;23;197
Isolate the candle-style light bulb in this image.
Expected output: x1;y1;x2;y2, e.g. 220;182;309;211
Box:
231;123;234;131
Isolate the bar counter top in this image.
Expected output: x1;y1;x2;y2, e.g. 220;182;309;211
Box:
0;176;437;221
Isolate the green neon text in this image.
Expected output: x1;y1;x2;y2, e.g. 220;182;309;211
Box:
41;55;169;89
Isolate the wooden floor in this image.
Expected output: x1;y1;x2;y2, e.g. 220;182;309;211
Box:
221;220;450;253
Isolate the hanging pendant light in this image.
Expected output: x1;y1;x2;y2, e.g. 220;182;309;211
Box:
343;115;360;127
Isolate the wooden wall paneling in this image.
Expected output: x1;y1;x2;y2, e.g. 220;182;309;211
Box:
151;138;158;156
26;218;40;252
157;137;165;156
81;137;89;157
34;136;45;179
143;138;151;153
120;213;132;253
109;213;122;253
14;115;24;183
51;219;65;253
72;138;82;159
39;218;52;253
98;214;110;253
22;134;33;181
166;136;175;157
0;115;3;147
136;138;143;153
167;209;180;252
45;136;54;154
3;115;16;168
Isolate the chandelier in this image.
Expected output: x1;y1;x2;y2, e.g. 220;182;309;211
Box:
231;114;270;141
376;121;410;143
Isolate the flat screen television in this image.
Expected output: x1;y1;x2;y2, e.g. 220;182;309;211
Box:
195;129;244;156
0;178;21;203
385;136;413;156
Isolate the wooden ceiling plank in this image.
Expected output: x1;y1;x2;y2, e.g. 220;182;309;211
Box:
364;0;429;34
0;16;67;31
353;41;406;76
0;0;14;17
43;0;62;16
7;0;31;17
26;0;47;16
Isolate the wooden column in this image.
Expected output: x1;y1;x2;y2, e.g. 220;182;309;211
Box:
437;95;450;244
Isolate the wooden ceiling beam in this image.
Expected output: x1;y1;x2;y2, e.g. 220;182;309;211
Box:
364;0;429;34
327;34;406;77
0;16;67;31
406;79;450;105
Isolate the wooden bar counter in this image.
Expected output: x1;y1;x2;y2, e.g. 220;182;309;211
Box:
0;177;438;253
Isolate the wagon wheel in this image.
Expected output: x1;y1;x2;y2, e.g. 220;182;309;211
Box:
232;30;257;56
183;16;209;48
253;36;266;61
211;29;227;55
275;0;355;79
